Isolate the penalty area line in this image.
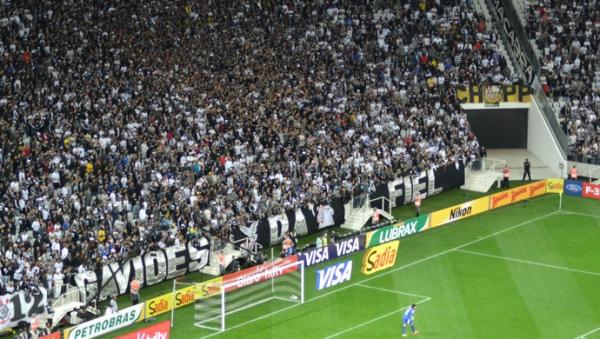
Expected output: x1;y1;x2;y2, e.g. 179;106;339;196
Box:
322;297;431;339
355;283;431;300
575;325;600;339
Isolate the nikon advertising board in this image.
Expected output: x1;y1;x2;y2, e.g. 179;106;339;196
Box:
430;196;490;228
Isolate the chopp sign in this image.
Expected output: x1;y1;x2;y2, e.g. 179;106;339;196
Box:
116;320;170;339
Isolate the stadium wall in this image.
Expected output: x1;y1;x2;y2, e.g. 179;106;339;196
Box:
527;99;567;177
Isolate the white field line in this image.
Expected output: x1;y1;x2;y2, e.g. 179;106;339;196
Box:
199;211;557;338
356;283;430;300
455;249;600;277
560;211;600;219
322;297;431;339
575;326;600;339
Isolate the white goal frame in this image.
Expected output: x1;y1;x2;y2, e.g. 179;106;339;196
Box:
195;259;305;333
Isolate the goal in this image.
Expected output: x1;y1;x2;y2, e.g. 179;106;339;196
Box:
194;259;304;333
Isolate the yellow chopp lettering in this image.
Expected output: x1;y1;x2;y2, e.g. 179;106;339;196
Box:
361;241;399;275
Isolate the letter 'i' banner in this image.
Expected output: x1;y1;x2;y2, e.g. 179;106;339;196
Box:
430;196;490;228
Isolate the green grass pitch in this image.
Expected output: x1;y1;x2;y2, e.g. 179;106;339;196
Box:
106;192;600;339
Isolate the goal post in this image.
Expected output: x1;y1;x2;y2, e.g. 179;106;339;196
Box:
194;259;305;333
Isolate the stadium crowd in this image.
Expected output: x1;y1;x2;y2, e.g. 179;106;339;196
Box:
526;0;600;163
0;0;508;311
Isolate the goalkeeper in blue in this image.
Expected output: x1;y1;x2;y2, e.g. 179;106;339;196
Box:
402;304;418;336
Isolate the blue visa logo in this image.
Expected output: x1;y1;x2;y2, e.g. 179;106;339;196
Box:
315;260;353;290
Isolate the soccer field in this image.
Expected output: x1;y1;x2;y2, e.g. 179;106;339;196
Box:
110;194;600;339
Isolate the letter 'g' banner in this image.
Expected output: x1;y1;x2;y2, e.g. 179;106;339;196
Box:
73;238;210;302
430;196;490;228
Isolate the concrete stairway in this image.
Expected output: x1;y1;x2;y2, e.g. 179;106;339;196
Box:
461;170;503;193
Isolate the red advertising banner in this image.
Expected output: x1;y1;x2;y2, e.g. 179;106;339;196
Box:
40;332;60;339
115;320;170;339
222;255;298;292
582;182;600;200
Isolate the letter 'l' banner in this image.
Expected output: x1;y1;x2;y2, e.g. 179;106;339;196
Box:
430;196;490;228
116;320;171;339
365;215;430;248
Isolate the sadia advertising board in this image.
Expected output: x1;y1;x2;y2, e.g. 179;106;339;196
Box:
546;178;564;194
361;241;399;275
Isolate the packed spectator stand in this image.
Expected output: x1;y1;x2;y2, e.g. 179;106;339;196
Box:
0;0;513;334
525;0;600;163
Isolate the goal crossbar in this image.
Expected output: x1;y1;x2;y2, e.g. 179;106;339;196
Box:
194;259;305;333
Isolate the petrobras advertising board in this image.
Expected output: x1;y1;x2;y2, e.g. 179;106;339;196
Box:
66;304;144;339
315;260;353;290
299;234;365;267
564;180;583;197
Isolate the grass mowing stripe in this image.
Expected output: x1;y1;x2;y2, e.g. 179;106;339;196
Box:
575;326;600;339
202;211;558;338
355;284;430;300
454;249;600;277
322;297;431;339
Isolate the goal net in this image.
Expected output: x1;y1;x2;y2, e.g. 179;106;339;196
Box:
194;259;304;332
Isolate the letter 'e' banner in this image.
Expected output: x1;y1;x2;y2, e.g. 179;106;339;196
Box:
430;196;490;228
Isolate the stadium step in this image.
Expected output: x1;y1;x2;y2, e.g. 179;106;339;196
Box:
461;170;503;193
341;206;373;231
